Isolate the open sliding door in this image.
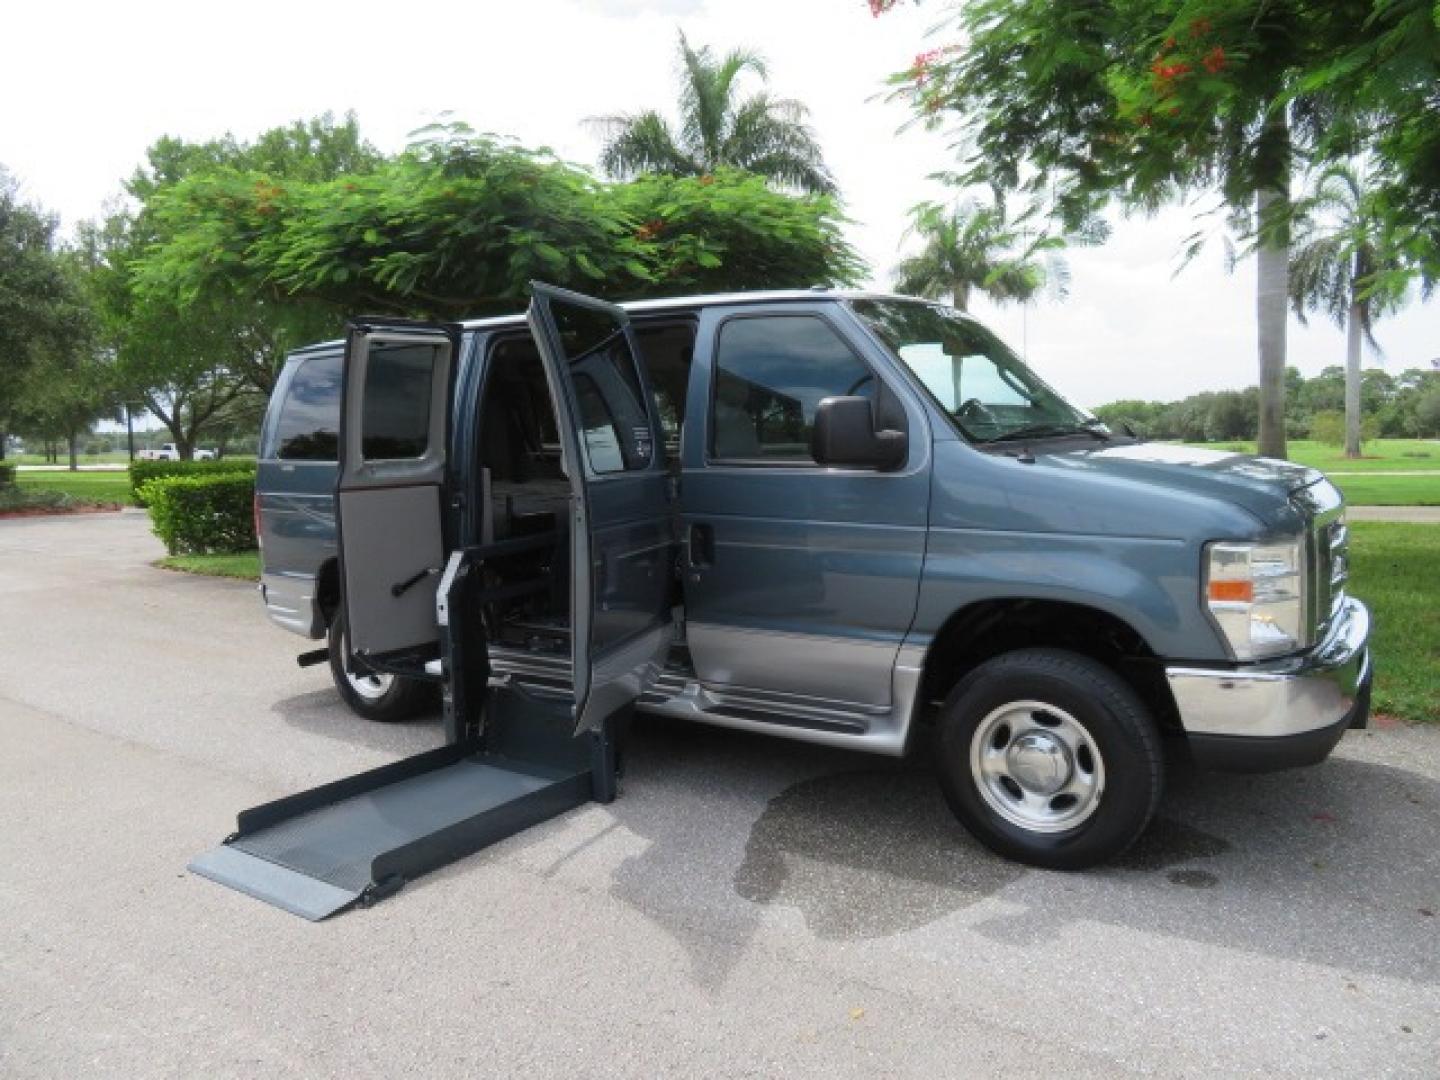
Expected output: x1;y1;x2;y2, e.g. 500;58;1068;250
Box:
526;283;676;734
336;318;459;673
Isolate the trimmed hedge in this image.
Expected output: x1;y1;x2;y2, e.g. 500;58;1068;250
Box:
141;473;256;555
129;458;256;507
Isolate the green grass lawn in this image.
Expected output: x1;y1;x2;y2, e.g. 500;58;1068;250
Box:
155;551;261;580
1331;474;1440;506
1349;522;1439;724
14;470;133;504
8;451;134;466
1192;438;1440;472
1181;438;1440;504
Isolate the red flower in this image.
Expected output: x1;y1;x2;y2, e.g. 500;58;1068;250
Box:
1203;45;1226;73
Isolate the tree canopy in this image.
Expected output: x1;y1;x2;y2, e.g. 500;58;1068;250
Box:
131;126;861;321
590;32;837;195
893;200;1068;310
881;0;1439;458
0;172;99;459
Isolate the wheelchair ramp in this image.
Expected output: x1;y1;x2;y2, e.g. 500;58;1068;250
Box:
190;739;592;920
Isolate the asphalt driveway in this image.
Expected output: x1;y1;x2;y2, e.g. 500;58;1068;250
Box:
1;509;1436;1077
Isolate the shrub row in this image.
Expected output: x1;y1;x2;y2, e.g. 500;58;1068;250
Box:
129;458;256;507
141;473;256;555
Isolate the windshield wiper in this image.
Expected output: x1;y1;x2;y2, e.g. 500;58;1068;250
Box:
981;423;1109;445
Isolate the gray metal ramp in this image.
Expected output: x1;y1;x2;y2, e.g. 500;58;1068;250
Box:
189;743;592;920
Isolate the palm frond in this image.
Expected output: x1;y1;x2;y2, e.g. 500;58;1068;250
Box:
589;111;696;180
723;95;835;195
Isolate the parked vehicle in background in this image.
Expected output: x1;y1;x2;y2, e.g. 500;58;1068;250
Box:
251;288;1371;872
139;443;217;461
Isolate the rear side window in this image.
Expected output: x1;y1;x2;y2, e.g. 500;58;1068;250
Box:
274;353;342;461
710;315;875;462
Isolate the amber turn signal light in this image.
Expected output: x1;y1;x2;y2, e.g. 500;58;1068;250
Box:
1208;579;1254;603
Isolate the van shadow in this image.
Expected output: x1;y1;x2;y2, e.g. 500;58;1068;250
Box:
602;719;1439;990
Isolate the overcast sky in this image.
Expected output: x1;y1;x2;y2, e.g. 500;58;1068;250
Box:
3;0;1435;408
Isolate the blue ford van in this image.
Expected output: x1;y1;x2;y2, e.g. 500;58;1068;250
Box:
239;285;1369;889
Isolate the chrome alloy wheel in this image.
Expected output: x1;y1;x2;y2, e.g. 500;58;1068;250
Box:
969;700;1105;833
339;627;394;701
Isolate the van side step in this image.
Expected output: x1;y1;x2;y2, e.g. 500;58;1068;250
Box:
190;693;609;920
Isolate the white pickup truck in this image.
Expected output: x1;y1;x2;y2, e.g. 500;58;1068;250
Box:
140;443;216;461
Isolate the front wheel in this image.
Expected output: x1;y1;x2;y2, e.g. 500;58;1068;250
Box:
936;648;1163;870
326;613;434;722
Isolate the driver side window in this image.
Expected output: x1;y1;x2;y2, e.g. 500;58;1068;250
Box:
710;315;876;463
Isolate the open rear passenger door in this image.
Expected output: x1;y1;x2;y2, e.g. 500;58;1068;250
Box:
335;319;458;676
527;283;676;734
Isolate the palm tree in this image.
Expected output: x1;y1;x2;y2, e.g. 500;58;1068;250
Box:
1289;163;1420;458
589;33;835;196
893;200;1067;312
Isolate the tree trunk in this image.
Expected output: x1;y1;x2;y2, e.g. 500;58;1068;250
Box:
952;281;970;311
0;430;7;462
1255;188;1289;460
67;430;79;472
1344;299;1363;458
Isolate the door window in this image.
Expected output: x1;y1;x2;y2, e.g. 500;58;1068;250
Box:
361;340;441;460
710;315;876;463
550;303;654;474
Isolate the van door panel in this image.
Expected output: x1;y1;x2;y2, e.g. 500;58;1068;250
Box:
680;306;930;710
526;284;676;734
336;322;458;667
338;485;445;657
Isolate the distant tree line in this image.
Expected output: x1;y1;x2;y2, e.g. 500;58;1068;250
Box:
1094;364;1440;444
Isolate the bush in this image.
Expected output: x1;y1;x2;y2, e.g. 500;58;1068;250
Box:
0;463;15;488
141;473;256;554
129;458;256;507
1309;410;1345;447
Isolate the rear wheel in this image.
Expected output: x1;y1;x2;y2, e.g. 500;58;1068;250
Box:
327;613;434;722
936;648;1163;870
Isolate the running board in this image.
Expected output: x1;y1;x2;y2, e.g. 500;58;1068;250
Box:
190;693;611;920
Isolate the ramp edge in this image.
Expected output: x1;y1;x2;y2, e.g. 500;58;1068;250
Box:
189;844;362;921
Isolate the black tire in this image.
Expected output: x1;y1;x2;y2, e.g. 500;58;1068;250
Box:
326;613;434;723
936;648;1163;870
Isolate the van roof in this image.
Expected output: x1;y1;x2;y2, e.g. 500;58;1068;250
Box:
288;289;921;356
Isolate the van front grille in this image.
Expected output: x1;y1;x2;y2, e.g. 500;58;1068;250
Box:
1311;515;1349;643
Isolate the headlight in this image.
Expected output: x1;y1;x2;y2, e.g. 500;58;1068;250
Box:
1204;539;1306;659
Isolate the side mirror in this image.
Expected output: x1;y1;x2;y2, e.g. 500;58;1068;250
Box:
811;396;907;471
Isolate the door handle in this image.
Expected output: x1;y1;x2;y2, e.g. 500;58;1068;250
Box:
688;523;715;568
391;566;440;598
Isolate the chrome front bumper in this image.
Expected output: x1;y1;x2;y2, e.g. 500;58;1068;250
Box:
1167;596;1371;751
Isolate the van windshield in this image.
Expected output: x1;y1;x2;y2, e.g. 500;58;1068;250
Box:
849;299;1099;444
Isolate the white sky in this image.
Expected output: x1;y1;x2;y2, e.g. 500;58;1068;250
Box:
3;0;1435;409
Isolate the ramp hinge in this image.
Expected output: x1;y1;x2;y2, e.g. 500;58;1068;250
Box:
360;876;406;907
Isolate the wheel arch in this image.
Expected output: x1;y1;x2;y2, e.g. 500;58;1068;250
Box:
914;597;1181;736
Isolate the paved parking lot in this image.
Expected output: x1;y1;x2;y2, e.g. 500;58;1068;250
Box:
2;510;1437;1077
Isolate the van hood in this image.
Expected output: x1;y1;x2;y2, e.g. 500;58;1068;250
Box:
1038;442;1325;520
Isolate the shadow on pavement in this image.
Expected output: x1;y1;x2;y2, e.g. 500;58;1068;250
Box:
604;718;1438;988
